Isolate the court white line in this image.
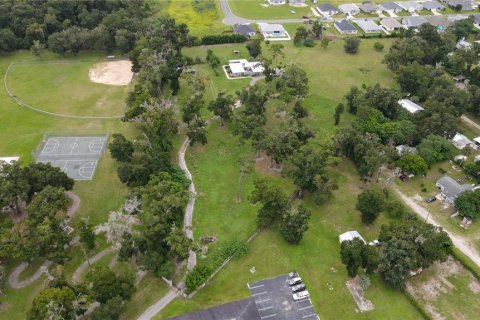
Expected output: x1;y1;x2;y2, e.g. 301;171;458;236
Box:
258;306;273;311
249;284;265;290
299;305;313;311
302;314;317;318
255;298;271;304
252;291;267;296
69;137;79;155
260;314;276;319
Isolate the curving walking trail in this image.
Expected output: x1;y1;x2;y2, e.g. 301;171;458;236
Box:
7;191;80;289
72;247;117;283
394;187;480;268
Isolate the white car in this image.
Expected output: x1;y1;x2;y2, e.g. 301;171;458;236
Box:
288;277;302;286
293;290;310;301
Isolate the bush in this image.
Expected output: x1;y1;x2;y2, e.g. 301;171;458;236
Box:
201;34;247;45
303;38;316;47
344;36;361;54
373;42;384;51
186;264;212;293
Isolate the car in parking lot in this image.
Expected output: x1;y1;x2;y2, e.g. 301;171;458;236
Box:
293;290;310;301
426;196;437;203
288;277;302;286
291;283;306;293
288;271;298;278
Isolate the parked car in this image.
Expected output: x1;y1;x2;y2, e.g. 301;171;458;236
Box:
426;197;437;203
293;290;310;301
288;277;302;286
288;271;298;278
302;15;309;19
292;283;306;293
399;174;408;182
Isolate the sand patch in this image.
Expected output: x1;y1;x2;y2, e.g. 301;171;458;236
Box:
88;60;133;86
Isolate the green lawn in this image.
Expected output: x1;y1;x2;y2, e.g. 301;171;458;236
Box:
228;0;312;20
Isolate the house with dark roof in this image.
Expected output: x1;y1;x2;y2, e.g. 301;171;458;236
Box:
317;3;339;15
380;2;404;13
422;0;445;10
334;19;358;34
402;16;429;28
436;176;474;204
360;1;381;13
443;0;477;10
233;24;256;38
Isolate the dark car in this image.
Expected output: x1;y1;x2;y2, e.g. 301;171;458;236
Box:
399;174;408;182
302;15;309;19
426;197;436;203
291;283;306;293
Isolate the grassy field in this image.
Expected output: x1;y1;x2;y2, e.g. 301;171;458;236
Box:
228;0;311;19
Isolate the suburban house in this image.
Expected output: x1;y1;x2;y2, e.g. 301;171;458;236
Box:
380;17;404;31
317;3;339;15
398;99;425;114
289;0;307;5
443;0;477;10
355;20;383;33
436;176;474;204
474;14;480;28
267;0;287;5
380;2;404;13
474;136;480;146
422;0;445;10
339;231;366;244
456;39;473;50
396;145;417;156
258;23;289;39
334;19;358;34
452;133;475;149
398;1;423;12
226;59;264;78
402;16;429;28
233;24;256;38
339;3;361;15
426;16;451;32
360;1;381;13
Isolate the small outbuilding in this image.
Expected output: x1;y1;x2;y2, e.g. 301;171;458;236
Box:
334;19;358;34
398;99;425;114
339;231;366;244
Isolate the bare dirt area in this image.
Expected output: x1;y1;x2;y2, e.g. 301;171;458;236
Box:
406;256;480;320
88;60;133;86
345;277;375;312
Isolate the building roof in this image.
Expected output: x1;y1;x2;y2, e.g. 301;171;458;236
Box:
422;0;445;10
380;17;403;29
398;1;421;10
474;13;480;24
474;136;480;144
233;24;256;36
228;59;264;74
317;3;338;11
402;16;429;27
355;19;383;32
339;3;360;12
380;2;403;10
457;39;473;49
335;19;357;32
398;99;425;113
360;2;380;12
436;176;474;201
0;157;19;164
446;0;473;10
258;23;286;33
396;145;417;155
168;298;259;320
452;133;473;148
446;14;469;22
339;231;366;244
425;15;450;30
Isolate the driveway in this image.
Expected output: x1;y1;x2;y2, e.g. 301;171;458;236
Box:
461;115;480;132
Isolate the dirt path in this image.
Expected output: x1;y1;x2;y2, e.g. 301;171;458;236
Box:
72;247;116;283
461;115;480;132
393;187;480;267
8;260;53;289
137;288;180;320
66;191;80;220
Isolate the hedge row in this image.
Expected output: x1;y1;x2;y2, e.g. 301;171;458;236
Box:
201;34;247;45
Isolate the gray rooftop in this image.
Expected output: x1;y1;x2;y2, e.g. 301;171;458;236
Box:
422;0;445;10
233;24;255;36
317;3;338;11
335;19;358;31
402;16;429;27
380;2;403;10
437;176;474;201
446;0;473;10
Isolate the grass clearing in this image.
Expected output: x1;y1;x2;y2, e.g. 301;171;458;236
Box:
228;0;311;19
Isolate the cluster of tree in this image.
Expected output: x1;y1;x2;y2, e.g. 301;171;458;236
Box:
454;188;480;219
0;0;149;55
293;21;326;47
340;238;379;277
181;76;209;146
0;162;74;263
206;49;221;74
378;219;452;288
28;266;135;320
356;188;386;225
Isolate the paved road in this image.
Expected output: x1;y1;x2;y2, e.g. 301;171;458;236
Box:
137;288;180;320
394;187;480;268
461;115;480;132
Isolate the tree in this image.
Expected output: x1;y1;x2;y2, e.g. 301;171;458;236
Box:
30;40;45;58
0;161;29;214
321;37;330;49
28;286;76;320
182;92;205;124
250;178;290;227
91;296;123;320
293;100;309;119
356;189;385;224
344;86;363;114
363;84;401;120
379;239;414;288
396;62;432;101
312;20;323;39
85;267;135;304
108;133;134;163
396;153;428;176
208;92;235;125
334;103;344;125
361;245;379;274
206;49;220;72
187;116;208;146
280;204;311;244
237;84;268;116
269;43;285;65
166;226;192;260
373;42;384;51
417;135;456;166
79;219;96;252
344;36;361;54
277;64;309;99
454;189;480;219
449;18;474;40
0;28;17;54
340;238;364;277
246;38;262;58
294;26;309;46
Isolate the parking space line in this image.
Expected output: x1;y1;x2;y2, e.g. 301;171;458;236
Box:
255;298;271;304
258;306;274;311
249;284;264;289
302;313;317;318
299;305;313;311
261;314;277;319
252;291;267;296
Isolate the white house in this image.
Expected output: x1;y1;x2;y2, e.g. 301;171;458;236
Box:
226;59;264;78
452;133;475;150
379;2;404;13
396;145;417;156
355;20;383;33
258;23;290;40
398;99;425;114
339;3;361;15
456;39;473;50
339;231;366;244
398;1;423;12
267;0;287;5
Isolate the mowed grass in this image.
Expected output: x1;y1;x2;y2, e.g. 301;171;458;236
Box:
0;51;132;318
228;0;311;19
6;55;129;118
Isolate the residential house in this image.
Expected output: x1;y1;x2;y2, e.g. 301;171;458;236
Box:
289;0;307;5
267;0;287;5
339;3;361;15
452;133;475;149
339;231;366;244
396;145;417;156
425;15;451;32
474;136;480;146
398;99;425;114
317;3;339;15
443;0;477;10
355;19;383;33
233;24;256;38
422;0;445;10
474;14;480;27
360;1;381;13
227;59;264;78
398;1;423;12
380;2;404;13
436;176;474;204
402;16;429;28
380;17;404;31
258;23;289;39
334;19;358;34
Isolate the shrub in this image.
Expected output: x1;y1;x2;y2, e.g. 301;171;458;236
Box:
303;38;316;47
344;36;361;54
373;42;384;51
